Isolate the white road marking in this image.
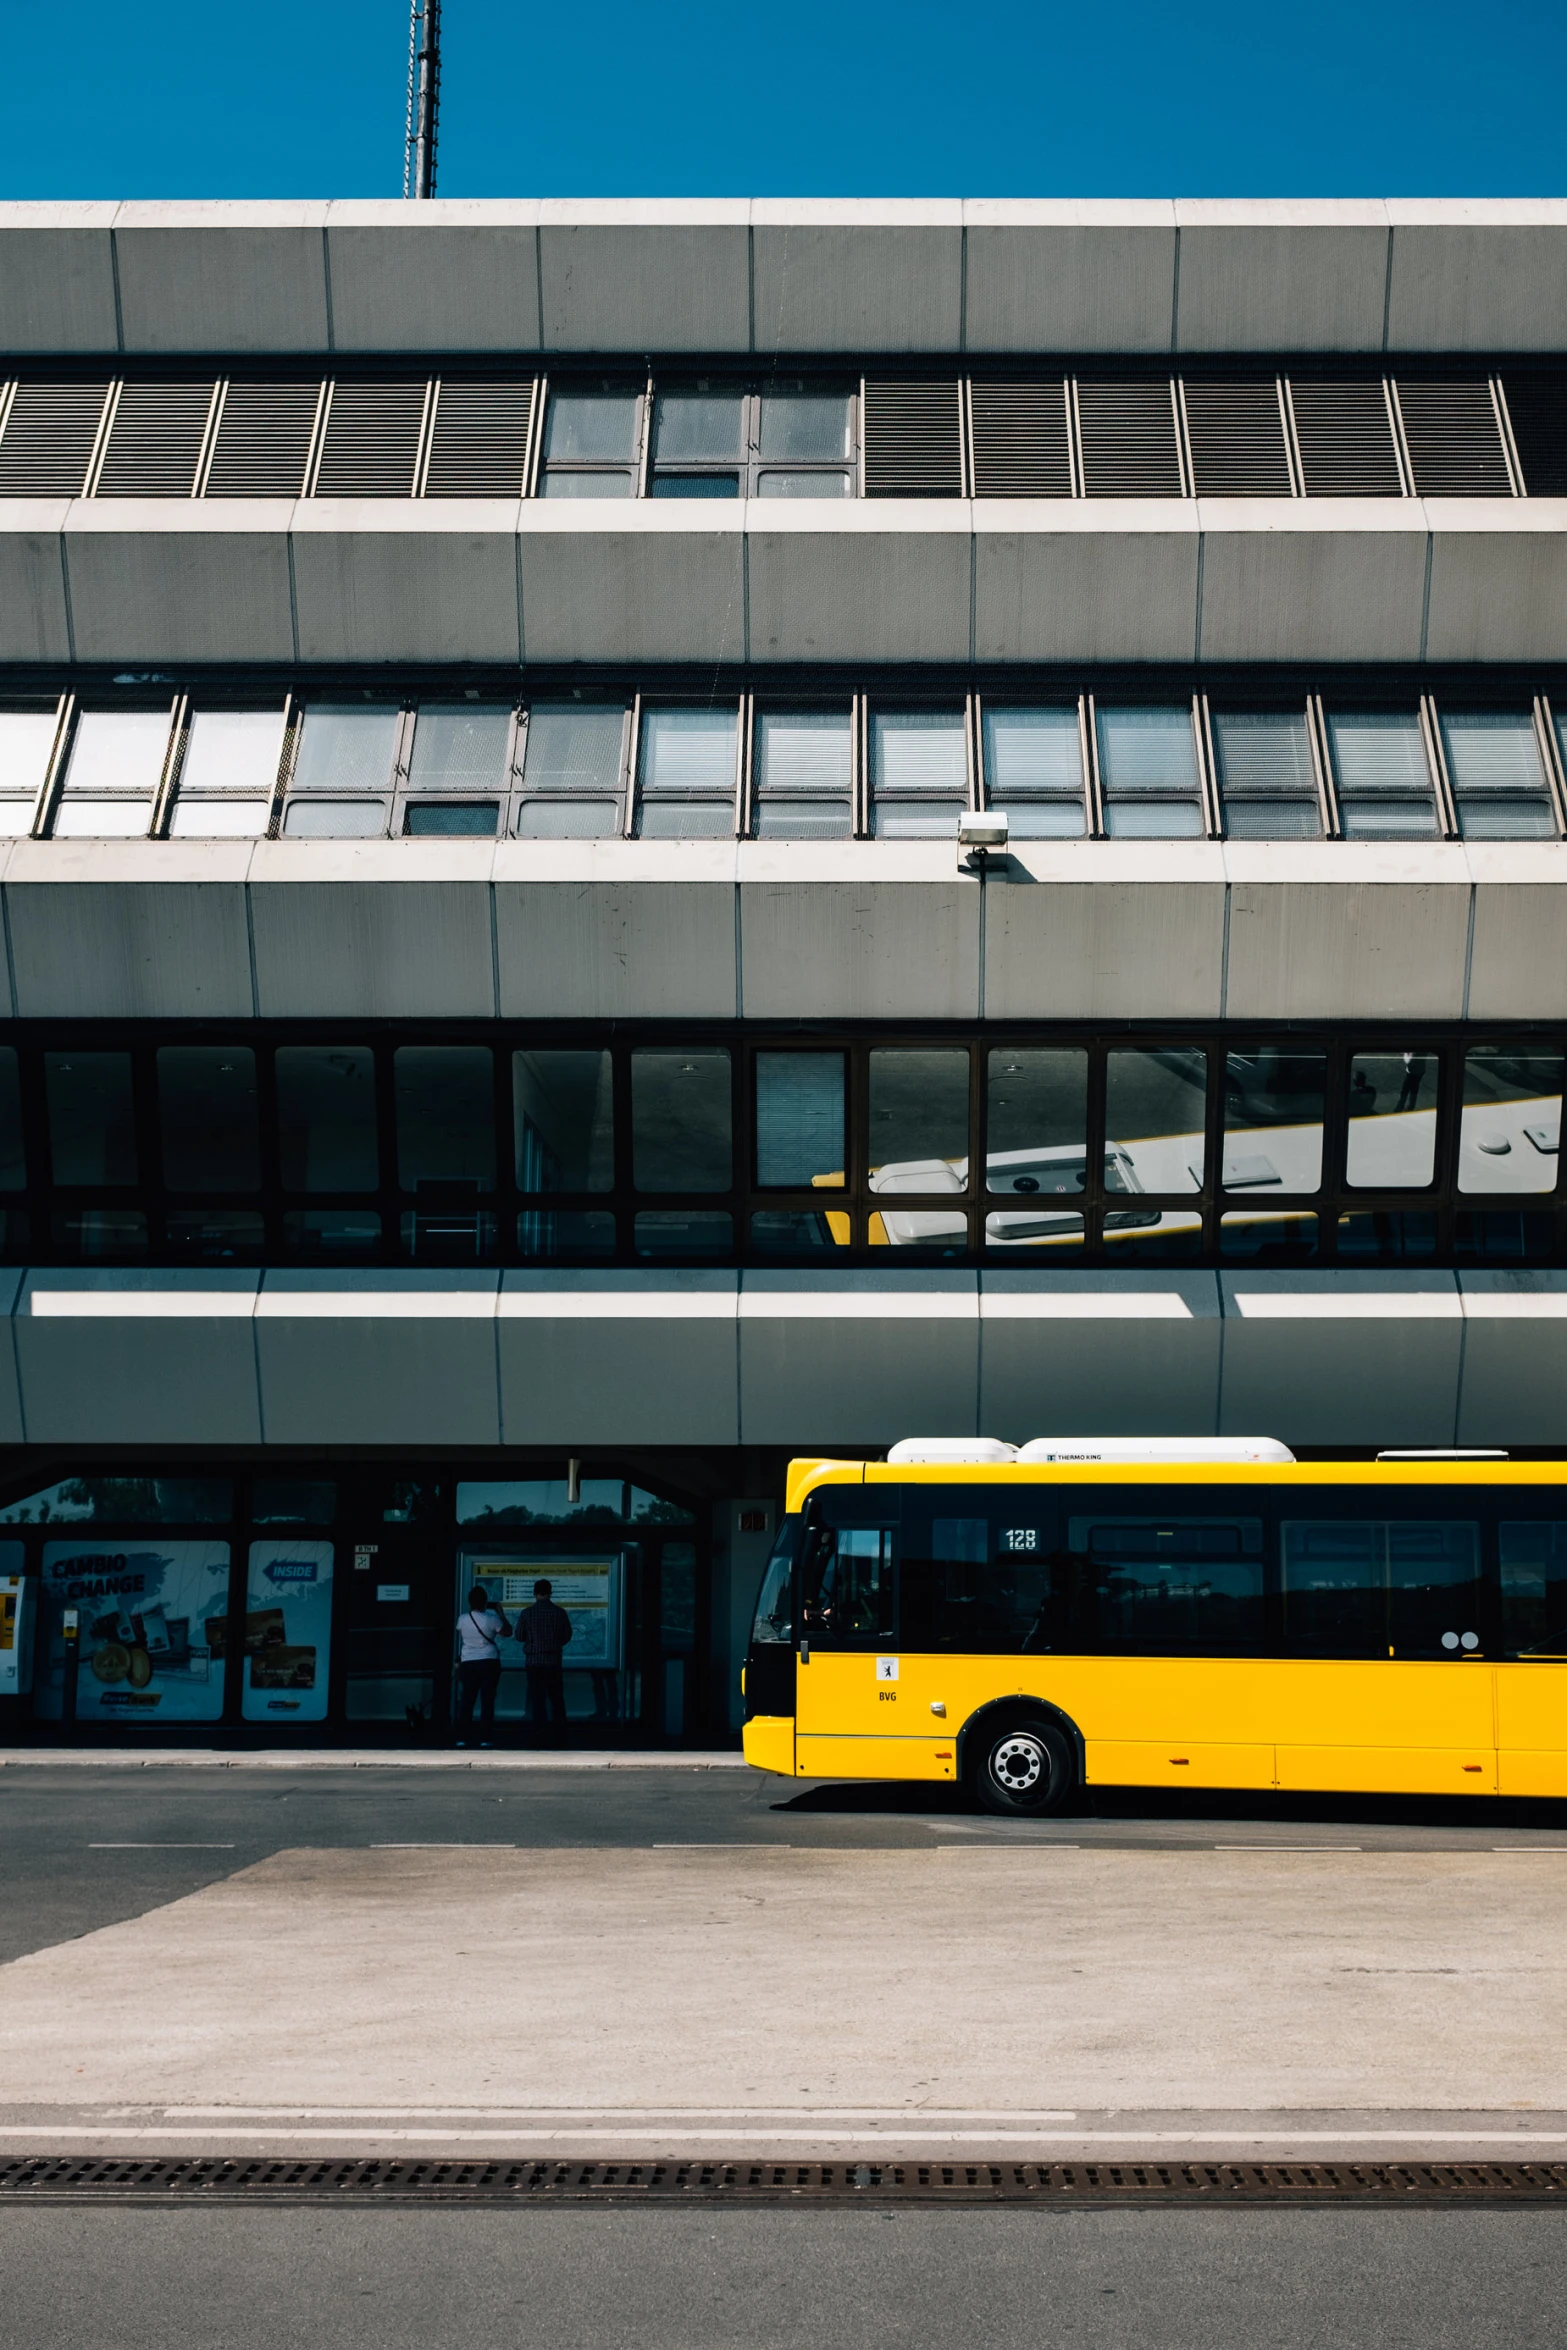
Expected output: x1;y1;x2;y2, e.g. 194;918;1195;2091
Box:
4;2125;1567;2149
87;1843;237;1850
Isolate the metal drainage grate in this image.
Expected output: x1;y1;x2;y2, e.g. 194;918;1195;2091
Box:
3;2158;1567;2206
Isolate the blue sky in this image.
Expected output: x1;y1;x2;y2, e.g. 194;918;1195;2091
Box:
5;0;1565;201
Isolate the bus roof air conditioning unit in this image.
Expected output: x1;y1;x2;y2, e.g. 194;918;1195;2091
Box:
886;1439;1020;1464
1016;1437;1296;1464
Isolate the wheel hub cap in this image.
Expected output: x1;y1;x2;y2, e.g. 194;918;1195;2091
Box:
992;1735;1044;1792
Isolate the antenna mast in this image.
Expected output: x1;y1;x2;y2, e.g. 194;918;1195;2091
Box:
403;0;442;199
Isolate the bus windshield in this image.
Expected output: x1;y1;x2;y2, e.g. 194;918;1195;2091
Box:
750;1519;799;1645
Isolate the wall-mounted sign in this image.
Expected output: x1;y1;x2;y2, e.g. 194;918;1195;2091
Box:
241;1539;334;1724
33;1541;230;1723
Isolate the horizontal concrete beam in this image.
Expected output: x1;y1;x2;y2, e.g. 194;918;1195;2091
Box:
2;836;1564;1022
6;495;1567;668
3;1266;1565;1451
3;200;1567;355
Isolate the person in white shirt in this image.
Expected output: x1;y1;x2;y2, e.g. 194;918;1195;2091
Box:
455;1583;511;1746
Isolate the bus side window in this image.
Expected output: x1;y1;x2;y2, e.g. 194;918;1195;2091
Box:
1281;1518;1482;1657
799;1524;896;1648
1498;1522;1567;1656
1071;1506;1265;1651
900;1495;1064;1652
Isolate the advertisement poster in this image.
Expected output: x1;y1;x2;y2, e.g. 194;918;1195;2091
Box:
466;1557;622;1670
34;1540;231;1723
242;1539;334;1723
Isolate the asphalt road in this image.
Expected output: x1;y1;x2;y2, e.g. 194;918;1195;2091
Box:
2;2205;1564;2350
3;1761;1566;1964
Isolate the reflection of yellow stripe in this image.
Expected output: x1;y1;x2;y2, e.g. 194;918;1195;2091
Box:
868;1213;888;1246
811;1172;844;1190
825;1211;852;1247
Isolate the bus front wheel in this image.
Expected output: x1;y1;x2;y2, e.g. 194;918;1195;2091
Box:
972;1717;1074;1818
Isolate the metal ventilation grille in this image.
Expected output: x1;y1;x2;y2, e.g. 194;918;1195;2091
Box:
1290;381;1403;496
1183;382;1292;496
94;381;215;498
313;381;428;497
970;382;1072;497
1076;382;1183;497
424;378;536;497
0;381;111;496
1395;382;1512;496
205;382;322;497
862;382;963;497
1501;374;1567;495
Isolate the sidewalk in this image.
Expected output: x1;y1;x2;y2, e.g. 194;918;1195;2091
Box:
0;1748;749;1771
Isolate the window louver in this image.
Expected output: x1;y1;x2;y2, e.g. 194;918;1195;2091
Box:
1182;382;1292;497
313;381;428;498
423;378;537;497
205;381;322;498
1289;381;1403;496
1394;382;1512;496
94;381;216;498
1076;381;1184;497
862;382;963;497
1501;375;1567;496
969;382;1072;498
0;381;111;496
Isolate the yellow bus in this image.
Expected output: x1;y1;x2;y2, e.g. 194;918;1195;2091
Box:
740;1438;1567;1814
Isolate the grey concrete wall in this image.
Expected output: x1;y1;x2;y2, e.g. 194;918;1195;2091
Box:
4;199;1567;355
4;1265;1565;1451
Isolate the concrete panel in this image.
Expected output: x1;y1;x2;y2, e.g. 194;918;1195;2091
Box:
751;205;963;351
0;505;71;663
1223;846;1472;1021
1196;503;1429;664
984;849;1226;1022
979;1273;1222;1440
738;1271;978;1445
1172;203;1389;351
746;504;972;664
974;505;1199;663
0;205;120;351
254;1273;500;1447
112;205;332;353
1218;1272;1463;1447
5;843;256;1019
517;505;745;665
1466;848;1567;1020
738;845;981;1020
247;846;496;1018
291;503;521;665
323;203;541;352
63;503;297;666
1385;203;1567;352
962;202;1176;354
1424;504;1567;663
537;206;750;351
498;1273;738;1445
13;1272;263;1445
1456;1275;1567;1446
494;844;736;1019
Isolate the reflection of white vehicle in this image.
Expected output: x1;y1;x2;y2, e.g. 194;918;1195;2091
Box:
867;1142;1163;1247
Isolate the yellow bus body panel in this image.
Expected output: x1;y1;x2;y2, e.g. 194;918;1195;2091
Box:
742;1716;795;1775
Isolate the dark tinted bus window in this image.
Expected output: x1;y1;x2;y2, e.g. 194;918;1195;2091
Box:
799;1522;895;1648
900;1490;1066;1652
1282;1519;1482;1656
1500;1521;1567;1656
1071;1506;1264;1649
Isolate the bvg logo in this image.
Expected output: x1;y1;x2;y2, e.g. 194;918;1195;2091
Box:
876;1656;899;1701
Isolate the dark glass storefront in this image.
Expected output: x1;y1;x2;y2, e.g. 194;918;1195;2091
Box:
2;1462;714;1743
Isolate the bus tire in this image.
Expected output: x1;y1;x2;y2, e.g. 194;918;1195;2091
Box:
972;1717;1074;1818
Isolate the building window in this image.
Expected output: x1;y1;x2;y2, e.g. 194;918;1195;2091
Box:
751;710;853;839
394;1045;497;1262
282;703;401;837
1324;711;1437;840
1458;1047;1561;1195
869;711;967;839
54;709;171;839
1210;709;1322;840
1095;706;1204;839
517;703;628;838
1440;711;1558;840
538;387;644;497
635;707;739;839
0;707;58;837
399;702;511;837
981;706;1086;839
650;384;855;499
167;708;284;838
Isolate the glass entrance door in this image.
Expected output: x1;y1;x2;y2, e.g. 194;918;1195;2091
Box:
459;1550;629;1724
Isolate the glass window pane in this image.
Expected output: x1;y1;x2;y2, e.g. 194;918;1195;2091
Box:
754;471;850;498
283;1207;382;1258
538;470;634;497
291;705;400;794
0;710;57;801
1211;709;1322;839
871;712;966;796
1224;1049;1325;1194
1442;711;1555;839
1500;1522;1567;1654
1106;1047;1207;1194
0;801;36;837
515;799;622;839
868;1050;970;1193
1097;707;1198;792
522;705;626;797
1327;711;1436;838
984;1049;1088;1246
514;1051;614;1192
1345;1052;1439;1188
517;1208;616;1259
45;1052;137;1185
756;1052;844;1189
638;707;737;802
0;1049;24;1190
276;1046;379;1193
652;393;744;462
650;473;740;498
1454;1209;1556;1264
61;710;170;799
407;705;510;791
758;393;851;460
754;799;852;839
1459;1046;1562;1194
169;800;270;838
52;800;153;838
634;1210;733;1257
755;711;852;797
543;393;639;464
179;709;284;798
394;1047;496;1193
631;1049;731;1193
1072;1511;1265;1649
1336;1210;1438;1260
983;707;1083;827
636;801;735;838
157;1047;259;1192
751;1209;842;1252
281;800;388;838
167;1206;263;1260
1220;1210;1319;1261
404;804;498;836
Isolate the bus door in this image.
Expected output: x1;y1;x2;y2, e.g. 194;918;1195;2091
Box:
795;1506;945;1780
1495;1516;1567;1798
